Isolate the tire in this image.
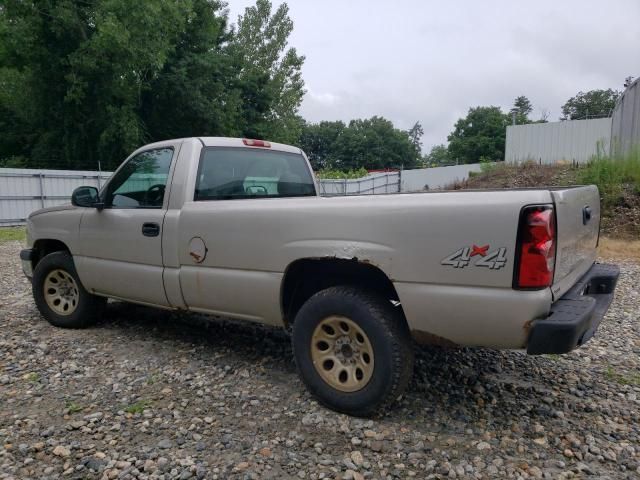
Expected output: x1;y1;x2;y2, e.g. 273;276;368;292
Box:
292;286;414;416
32;251;106;328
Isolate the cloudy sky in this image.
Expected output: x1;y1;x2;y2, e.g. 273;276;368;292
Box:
227;0;640;151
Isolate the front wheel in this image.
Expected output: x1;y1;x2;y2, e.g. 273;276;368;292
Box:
292;286;414;416
32;251;105;328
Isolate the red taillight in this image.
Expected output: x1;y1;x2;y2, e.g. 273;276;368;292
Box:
243;138;271;148
515;205;556;289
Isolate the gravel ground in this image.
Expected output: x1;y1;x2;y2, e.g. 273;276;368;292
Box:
1;240;638;480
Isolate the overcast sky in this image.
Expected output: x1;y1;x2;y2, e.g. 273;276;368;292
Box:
227;0;640;151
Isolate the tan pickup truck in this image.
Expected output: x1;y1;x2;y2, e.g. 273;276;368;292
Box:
20;137;619;415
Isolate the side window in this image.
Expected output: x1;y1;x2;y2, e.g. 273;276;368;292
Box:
105;148;173;208
195;147;316;201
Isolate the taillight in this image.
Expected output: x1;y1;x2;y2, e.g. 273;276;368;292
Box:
243;138;271;148
514;205;556;289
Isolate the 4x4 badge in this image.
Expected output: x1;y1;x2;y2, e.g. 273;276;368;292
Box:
442;245;507;270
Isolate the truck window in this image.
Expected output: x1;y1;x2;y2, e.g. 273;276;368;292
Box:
104;148;173;208
195;147;316;201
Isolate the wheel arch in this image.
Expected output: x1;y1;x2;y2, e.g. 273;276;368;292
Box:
280;257;406;328
31;239;71;269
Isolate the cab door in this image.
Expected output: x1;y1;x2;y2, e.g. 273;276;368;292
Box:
75;144;179;306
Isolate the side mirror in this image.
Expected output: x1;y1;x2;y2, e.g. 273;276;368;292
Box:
71;186;103;209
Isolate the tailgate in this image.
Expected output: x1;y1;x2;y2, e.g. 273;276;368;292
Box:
550;185;600;300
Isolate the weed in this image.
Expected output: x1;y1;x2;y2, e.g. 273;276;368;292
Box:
578;149;640;206
479;159;502;174
24;372;40;382
65;401;83;413
124;399;152;414
605;365;640;385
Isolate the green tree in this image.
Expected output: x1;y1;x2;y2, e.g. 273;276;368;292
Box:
560;89;620;120
424;144;451;166
447;106;509;164
407;121;424;152
298;120;346;170
510;95;533;124
331;117;421;170
0;0;305;170
142;0;240;142
231;0;305;144
299;116;421;171
0;0;200;170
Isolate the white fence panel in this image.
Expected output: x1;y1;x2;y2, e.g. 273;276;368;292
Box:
611;77;640;156
318;172;400;196
1;164;487;225
0;168;111;225
400;164;484;192
505;118;611;164
0;168;402;224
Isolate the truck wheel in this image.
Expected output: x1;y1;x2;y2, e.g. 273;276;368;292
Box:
292;286;414;416
32;251;105;328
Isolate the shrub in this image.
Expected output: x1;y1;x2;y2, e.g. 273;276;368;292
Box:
0;156;28;168
479;159;502;174
315;168;369;179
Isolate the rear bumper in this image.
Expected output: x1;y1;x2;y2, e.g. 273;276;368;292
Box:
527;263;619;354
20;248;34;278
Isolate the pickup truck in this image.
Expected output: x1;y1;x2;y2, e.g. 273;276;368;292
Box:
20;137;619;416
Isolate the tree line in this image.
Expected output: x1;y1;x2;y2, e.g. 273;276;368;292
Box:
0;0;305;170
0;0;423;172
426;89;622;166
0;1;628;171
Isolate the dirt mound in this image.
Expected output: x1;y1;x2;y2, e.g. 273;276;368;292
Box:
446;163;640;239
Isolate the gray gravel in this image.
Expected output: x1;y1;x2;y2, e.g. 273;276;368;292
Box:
0;239;639;480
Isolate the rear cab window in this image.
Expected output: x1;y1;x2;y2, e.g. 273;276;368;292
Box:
194;147;316;201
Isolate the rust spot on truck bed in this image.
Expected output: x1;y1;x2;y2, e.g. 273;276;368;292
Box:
411;330;459;348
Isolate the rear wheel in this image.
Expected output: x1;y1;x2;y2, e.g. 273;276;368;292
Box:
32;251;105;328
292;286;413;416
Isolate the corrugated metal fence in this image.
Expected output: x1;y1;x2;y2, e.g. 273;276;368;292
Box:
0;168;111;226
318;172;400;196
505;118;612;164
611;77;640;156
0;164;486;226
0;168;402;225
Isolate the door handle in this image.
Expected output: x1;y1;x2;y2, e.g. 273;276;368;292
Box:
142;222;160;237
583;206;592;225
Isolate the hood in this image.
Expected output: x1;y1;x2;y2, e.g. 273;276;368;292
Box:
28;203;76;219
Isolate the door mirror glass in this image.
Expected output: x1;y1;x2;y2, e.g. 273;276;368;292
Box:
71;186;100;208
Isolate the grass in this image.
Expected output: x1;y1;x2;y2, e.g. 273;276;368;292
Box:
479;159;501;175
0;227;26;243
578;150;640;206
23;372;40;382
605;365;640;386
124;399;152;414
65;401;84;414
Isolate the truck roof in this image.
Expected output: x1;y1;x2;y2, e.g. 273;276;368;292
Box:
199;137;303;155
